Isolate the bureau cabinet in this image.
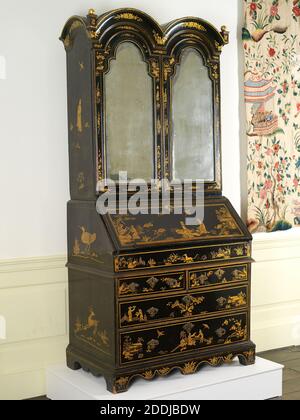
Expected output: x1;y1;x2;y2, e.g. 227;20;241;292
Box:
61;8;255;393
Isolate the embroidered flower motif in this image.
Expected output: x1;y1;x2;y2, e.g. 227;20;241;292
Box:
268;48;276;57
293;5;300;17
270;5;278;17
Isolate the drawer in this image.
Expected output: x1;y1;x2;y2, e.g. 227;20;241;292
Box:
119;285;248;328
120;312;248;365
114;242;251;272
117;271;185;299
188;263;249;290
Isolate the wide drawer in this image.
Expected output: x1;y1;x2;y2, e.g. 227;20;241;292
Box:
114;242;251;272
119;285;248;328
119;312;248;365
117;271;185;298
188;263;249;290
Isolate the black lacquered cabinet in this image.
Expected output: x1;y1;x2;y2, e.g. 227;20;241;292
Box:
61;8;255;393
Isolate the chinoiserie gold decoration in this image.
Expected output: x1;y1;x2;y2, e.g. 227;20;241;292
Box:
163;57;175;81
110;205;242;248
74;307;110;353
223;318;247;344
115;241;250;272
210;63;219;80
220;25;229;44
157;118;161;134
79;61;84;71
97;110;101;131
190;271;213;287
118;25;137;31
76;99;83;133
118;273;183;296
112;346;254;392
120;304;159;325
243;350;255;363
216;291;247;310
172;322;213;353
157;367;171;375
181;22;207;31
190;265;248;288
215;41;223;52
209;356;220;366
232;267;248;280
72;227;103;264
95;48;111;75
113;376;129;393
149;59;160;79
214;207;239;235
143;370;154;379
182;361;197;374
157;145;161;179
122;336;144;361
79;227;96;252
175;221;209;238
77;172;85;190
167;295;205;317
211;247;231;259
246;243;251;257
153;31;167;45
115;13;143;22
223;353;234;364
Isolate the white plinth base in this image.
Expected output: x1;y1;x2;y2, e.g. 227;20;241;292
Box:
46;357;283;400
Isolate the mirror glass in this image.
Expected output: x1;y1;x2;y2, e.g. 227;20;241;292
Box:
171;48;214;181
105;42;154;181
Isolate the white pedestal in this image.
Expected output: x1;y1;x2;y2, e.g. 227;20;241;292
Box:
46;357;283;400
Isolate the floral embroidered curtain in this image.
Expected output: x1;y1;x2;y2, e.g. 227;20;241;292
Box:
243;0;300;232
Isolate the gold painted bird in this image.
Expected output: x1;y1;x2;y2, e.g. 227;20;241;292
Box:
79;226;96;253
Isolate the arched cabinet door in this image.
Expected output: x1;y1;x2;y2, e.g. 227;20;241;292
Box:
93;13;164;187
104;42;154;182
162;19;228;193
171;48;214;182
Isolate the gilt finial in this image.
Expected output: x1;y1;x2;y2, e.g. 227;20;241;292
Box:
88;8;96;16
220;25;229;44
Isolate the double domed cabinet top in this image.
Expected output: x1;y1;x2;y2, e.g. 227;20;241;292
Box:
60;8;229;197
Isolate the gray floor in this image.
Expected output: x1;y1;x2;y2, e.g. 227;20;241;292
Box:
259;346;300;400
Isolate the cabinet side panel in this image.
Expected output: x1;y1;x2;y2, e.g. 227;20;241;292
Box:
67;200;114;271
68;268;115;366
66;28;96;199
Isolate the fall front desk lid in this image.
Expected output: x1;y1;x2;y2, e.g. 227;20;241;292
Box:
103;200;251;250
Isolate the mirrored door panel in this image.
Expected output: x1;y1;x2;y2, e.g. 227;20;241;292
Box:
171;48;214;182
105;42;154;181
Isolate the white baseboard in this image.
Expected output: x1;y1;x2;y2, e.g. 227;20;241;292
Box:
0;256;68;400
1;232;300;399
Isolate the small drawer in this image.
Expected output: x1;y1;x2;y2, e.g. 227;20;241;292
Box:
117;272;185;298
119;312;248;365
119;285;248;328
188;263;249;290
